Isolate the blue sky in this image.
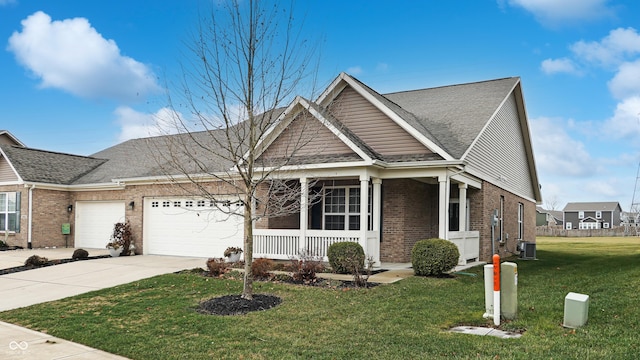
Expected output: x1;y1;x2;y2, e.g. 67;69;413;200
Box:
1;0;640;211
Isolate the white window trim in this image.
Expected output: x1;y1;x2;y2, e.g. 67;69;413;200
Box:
578;211;585;219
595;211;602;219
517;202;524;240
323;186;372;231
0;192;20;233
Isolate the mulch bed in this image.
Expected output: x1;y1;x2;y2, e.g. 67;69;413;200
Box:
198;294;282;316
0;255;111;276
0;246;24;251
194;269;381;316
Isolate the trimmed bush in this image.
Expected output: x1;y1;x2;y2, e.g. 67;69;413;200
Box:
328;242;365;274
411;238;459;276
25;255;48;267
288;251;324;283
251;258;274;278
206;258;228;277
72;248;89;259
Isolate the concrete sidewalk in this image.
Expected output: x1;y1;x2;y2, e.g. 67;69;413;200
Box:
0;321;130;359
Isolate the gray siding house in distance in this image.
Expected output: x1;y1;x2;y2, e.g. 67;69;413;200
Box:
563;202;622;230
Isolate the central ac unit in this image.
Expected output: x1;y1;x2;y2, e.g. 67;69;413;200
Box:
520;242;536;260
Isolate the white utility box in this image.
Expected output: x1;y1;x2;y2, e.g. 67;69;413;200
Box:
563;292;589;328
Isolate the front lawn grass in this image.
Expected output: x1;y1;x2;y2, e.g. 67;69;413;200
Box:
1;237;639;359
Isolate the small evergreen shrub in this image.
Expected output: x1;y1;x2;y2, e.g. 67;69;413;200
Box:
25;255;48;267
251;258;274;278
411;238;460;276
328;242;365;274
206;258;228;277
72;248;89;259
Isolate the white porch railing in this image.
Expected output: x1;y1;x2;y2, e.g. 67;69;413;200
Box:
253;229;378;262
448;231;480;265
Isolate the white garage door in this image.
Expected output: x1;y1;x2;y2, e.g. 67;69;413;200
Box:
75;201;125;249
143;197;244;257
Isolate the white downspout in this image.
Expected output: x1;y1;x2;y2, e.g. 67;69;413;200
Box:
27;184;35;249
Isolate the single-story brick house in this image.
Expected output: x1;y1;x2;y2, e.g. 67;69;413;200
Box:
0;73;541;263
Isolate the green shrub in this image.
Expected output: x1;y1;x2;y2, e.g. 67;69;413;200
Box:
251;258;274;278
72;248;89;259
411;238;459;276
328;242;365;274
25;255;48;267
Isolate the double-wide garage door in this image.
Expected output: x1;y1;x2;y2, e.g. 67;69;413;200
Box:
143;197;244;258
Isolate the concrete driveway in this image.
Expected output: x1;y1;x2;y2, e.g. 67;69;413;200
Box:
0;248;207;312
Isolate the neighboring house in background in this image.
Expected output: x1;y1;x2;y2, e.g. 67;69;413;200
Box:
563;202;622;230
0;73;542;264
536;206;563;226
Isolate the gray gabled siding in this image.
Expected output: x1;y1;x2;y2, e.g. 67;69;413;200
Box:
464;94;536;200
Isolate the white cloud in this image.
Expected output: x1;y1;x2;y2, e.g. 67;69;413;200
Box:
115;106;182;142
608;60;640;99
603;96;640;139
583;178;623;198
571;27;640;67
505;0;614;25
346;66;363;75
530;116;596;177
7;11;160;102
540;58;579;75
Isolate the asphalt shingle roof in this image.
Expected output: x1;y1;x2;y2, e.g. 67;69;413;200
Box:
563;202;621;212
0;145;106;184
383;77;519;158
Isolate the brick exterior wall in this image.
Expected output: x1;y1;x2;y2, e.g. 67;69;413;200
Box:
473;181;536;261
380;179;438;262
31;189;72;248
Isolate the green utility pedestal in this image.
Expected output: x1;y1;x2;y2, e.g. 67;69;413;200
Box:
500;262;518;320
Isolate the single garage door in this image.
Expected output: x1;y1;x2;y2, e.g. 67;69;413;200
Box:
143;197;244;257
75;201;125;249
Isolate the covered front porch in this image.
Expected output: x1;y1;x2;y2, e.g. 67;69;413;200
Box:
252;169;481;265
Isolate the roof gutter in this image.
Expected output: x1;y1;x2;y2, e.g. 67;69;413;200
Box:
22;181;125;192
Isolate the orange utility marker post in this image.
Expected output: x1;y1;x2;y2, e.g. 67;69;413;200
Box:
493;254;501;326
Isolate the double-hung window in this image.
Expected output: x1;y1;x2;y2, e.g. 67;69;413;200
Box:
0;192;20;233
323;187;372;230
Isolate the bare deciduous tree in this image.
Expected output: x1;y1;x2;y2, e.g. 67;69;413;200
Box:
545;195;560;211
153;0;319;300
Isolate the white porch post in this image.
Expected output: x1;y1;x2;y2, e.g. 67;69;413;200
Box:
360;175;369;256
459;183;467;232
438;175;450;239
372;178;382;233
371;178;382;265
299;177;308;253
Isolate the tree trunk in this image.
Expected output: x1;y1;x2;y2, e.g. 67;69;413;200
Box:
241;192;253;300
